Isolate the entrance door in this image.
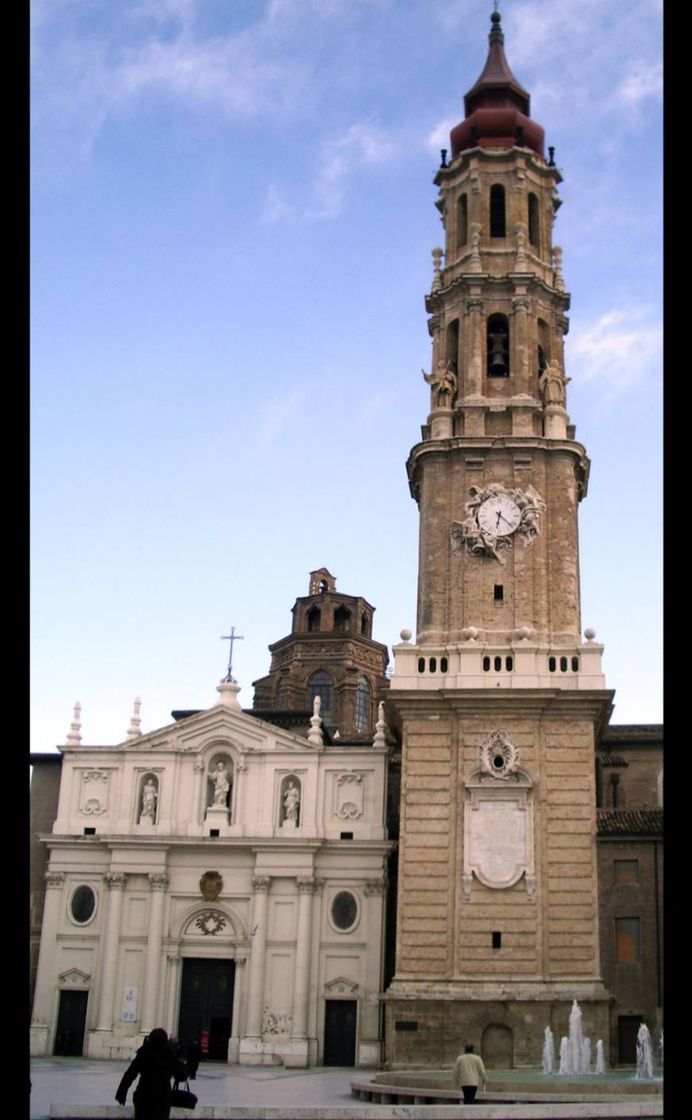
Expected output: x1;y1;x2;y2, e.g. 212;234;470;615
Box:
178;959;235;1061
481;1023;514;1069
618;1016;641;1065
54;990;88;1056
323;999;357;1066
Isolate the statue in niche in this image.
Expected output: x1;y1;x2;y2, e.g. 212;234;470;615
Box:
422;358;457;409
283;781;301;826
209;761;230;807
539;360;569;406
140;778;157;822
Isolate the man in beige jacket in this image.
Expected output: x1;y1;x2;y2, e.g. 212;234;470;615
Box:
453;1043;488;1104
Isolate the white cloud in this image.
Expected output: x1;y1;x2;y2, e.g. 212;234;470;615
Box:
426;118;455;153
256;386;311;449
570;308;661;397
311;124;395;219
262;184;296;224
616;62;663;107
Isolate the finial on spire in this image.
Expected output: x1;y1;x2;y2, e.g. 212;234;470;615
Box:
126;696;142;740
373;701;387;748
65;701;82;746
490;3;503;43
308;695;324;746
220;625;244;684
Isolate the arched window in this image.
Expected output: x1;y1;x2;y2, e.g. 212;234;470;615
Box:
308;670;332;722
490;184;506;237
446;319;459;371
457;193;468;249
307;606;321;632
354;677;371;732
487;314;510;378
528;192;539;248
333;606;351;632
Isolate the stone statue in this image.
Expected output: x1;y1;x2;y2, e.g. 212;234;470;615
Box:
210;761;230;807
141;778;157;821
283;781;300;825
539;360;569;406
423;359;457;409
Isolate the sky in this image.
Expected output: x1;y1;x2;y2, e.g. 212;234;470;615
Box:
30;0;663;753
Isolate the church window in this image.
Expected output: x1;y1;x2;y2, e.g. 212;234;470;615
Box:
307;606;321;632
334;606;351;632
354;677;371;732
440;657;448;673
446;319;460;370
571;656;579;672
548;657;556;672
505;656;513;671
308;670;332;721
492;931;502;949
490;184;506;237
429;657;437;673
560;656;568;672
487;314;510;377
494;585;503;601
457;194;468;249
69;885;97;926
614;860;639;886
331;890;359;932
609;773;620;808
615;918;640;964
528;192;539;247
418;658;426;673
483;656;491;672
360;614;369;636
494;656;502;671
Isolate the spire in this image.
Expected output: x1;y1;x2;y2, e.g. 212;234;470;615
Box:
126;696;142;740
65;701;82;746
450;10;545;160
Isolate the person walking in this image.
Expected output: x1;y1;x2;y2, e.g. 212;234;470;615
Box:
185;1039;202;1080
115;1027;187;1120
453;1043;488;1105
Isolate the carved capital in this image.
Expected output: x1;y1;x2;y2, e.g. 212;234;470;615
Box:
512;296;530;313
464;297;484;314
149;874;169;891
252;876;272;894
45;871;66;889
296;877;317;894
104;873;127;890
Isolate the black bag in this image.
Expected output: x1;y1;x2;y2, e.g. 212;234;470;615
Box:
171;1080;198;1110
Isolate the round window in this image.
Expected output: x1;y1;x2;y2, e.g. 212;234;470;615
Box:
331;890;358;932
70;885;96;925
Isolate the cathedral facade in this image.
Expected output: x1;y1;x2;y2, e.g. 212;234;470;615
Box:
30;12;661;1070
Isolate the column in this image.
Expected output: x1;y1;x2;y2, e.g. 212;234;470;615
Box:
360;877;387;1066
140;873;168;1032
463;296;485;403
291;878;316;1040
245;876;271;1037
30;871;65;1053
95;872;127;1031
164;953;181;1036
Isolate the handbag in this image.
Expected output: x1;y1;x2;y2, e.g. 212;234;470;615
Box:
170;1079;198;1110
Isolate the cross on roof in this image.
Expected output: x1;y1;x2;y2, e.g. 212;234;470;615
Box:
221;626;244;683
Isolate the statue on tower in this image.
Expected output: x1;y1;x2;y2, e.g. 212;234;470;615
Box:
422;358;457;409
539;360;570;407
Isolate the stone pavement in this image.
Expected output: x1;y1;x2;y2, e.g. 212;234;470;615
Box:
29;1059;663;1120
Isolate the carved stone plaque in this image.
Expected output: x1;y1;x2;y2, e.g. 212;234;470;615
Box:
463;772;534;895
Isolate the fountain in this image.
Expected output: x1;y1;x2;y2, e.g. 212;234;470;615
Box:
596;1039;606;1074
635;1022;654;1080
558;998;593;1075
541;1026;555;1075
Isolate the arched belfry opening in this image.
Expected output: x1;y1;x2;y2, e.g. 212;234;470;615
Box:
490;184;506;237
487;314;510;378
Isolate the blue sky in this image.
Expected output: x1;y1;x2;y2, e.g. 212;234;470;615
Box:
31;0;662;752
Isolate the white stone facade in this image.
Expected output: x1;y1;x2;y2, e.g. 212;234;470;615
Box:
30;695;391;1067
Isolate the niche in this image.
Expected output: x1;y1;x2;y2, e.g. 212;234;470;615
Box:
137;773;159;824
279;774;302;828
206;754;233;817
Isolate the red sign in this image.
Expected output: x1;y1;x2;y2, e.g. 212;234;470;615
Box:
200;1029;210;1055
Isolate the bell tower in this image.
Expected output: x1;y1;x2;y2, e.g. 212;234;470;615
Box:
385;11;614;1069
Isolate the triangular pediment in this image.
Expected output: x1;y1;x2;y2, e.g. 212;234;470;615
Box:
58;967;91;986
324;976;359;996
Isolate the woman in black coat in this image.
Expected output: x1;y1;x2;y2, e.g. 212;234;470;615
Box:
115;1028;187;1120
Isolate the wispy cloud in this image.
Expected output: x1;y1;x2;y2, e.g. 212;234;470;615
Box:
256;386;311;449
570;308;661;399
311;123;395;219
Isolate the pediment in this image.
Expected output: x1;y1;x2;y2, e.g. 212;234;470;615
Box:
324;976;359;996
113;703;317;756
59;967;91;986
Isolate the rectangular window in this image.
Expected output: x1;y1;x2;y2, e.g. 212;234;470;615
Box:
615;917;640;963
614;860;639;885
492;931;502;949
494;585;504;602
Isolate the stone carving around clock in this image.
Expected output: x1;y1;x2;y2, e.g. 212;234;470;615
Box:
450;482;546;564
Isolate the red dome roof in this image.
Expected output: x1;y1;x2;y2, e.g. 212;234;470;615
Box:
450;12;544;160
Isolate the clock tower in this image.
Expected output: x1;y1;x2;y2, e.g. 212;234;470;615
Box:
385;11;614;1068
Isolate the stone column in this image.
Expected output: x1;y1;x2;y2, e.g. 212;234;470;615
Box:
164;953;181;1037
95;872;127;1031
360;877;387;1066
463;296;485;402
291;878;316;1040
140;874;168;1032
512;294;530;399
245;876;272;1037
30;871;66;1052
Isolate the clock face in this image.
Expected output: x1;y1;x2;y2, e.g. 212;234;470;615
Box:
477;494;521;536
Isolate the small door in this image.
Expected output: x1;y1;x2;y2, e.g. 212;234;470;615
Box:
54;990;88;1056
323;999;357;1066
481;1023;514;1069
178;958;235;1061
618;1016;641;1065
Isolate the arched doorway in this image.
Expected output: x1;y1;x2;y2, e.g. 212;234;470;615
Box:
481;1022;513;1068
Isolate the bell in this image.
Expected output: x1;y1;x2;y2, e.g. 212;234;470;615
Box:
489;349;507;375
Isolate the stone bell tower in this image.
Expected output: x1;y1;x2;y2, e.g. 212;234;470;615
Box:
384;11;614;1069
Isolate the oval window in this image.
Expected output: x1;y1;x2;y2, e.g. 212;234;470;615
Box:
331;890;358;932
70;885;96;925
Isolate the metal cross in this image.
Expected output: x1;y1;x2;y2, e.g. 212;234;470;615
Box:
493;1;500;11
221;626;244;683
